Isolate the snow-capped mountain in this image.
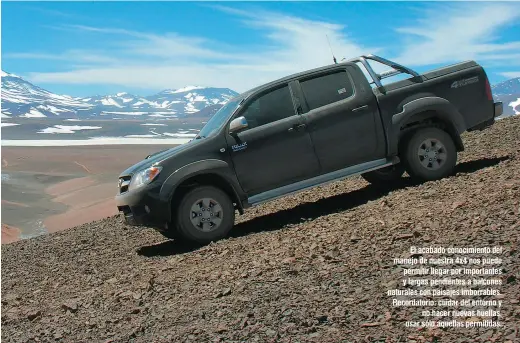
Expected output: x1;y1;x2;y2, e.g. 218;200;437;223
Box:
1;71;92;118
492;77;520;117
144;87;237;114
492;77;520;94
78;87;237;116
1;70;238;119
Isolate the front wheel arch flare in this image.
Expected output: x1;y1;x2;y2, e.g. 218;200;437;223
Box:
168;173;243;224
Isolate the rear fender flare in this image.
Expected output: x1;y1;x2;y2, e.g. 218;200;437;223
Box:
389;97;466;155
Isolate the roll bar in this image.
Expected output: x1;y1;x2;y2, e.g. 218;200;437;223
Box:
345;54;420;89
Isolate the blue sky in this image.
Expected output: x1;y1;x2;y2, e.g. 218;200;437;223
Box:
2;1;520;97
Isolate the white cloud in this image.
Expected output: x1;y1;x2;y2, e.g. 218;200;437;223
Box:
4;51;119;64
16;3;520;94
501;72;520;79
393;3;520;66
24;8;376;93
68;25;235;61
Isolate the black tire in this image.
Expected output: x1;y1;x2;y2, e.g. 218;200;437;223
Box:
361;164;405;185
175;186;235;244
403;127;457;181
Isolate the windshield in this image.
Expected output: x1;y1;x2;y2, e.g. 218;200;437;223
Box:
196;97;242;139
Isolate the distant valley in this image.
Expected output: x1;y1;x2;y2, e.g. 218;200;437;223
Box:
0;71;239;144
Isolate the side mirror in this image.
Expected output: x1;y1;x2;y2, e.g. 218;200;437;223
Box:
229;116;248;134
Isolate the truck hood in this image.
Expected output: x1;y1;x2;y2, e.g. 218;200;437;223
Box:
119;140;197;176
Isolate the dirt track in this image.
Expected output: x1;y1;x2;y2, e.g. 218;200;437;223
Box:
2;116;520;343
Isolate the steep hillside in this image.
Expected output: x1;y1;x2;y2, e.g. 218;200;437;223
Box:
2;117;520;343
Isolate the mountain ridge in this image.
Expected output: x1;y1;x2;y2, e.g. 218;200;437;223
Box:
1;70;238;119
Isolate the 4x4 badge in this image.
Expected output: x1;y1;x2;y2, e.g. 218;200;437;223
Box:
451;76;479;89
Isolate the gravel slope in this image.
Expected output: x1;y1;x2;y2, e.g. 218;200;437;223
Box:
2;116;520;343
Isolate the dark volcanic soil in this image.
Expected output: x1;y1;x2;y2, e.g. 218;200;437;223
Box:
2;116;520;343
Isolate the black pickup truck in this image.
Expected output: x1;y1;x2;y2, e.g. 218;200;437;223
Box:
116;55;503;243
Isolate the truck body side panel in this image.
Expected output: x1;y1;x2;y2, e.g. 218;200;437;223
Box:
374;61;495;155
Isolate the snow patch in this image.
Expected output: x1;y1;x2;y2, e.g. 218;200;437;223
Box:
1;123;20;128
20;109;46;118
509;97;520;115
100;111;147;116
184;102;198;113
101;98;123;107
141;123;167;126
162;132;197;138
124;134;160;138
172;86;205;93
1;71;20;78
38;125;102;134
37;105;73;113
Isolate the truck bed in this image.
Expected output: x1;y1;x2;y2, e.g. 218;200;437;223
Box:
373;59;495;134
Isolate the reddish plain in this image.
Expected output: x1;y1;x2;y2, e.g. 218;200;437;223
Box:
1;145;177;243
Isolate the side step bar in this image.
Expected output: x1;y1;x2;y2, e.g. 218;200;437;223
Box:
248;157;397;207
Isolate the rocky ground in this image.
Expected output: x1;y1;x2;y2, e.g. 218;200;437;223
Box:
2;116;520;343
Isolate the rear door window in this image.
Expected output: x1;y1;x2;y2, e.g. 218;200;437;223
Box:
300;71;354;110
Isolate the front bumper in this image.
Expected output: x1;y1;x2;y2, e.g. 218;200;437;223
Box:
115;184;168;228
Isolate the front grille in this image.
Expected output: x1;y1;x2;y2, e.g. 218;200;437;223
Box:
118;175;131;193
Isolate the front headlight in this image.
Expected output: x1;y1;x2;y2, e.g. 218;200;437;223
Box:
129;166;162;190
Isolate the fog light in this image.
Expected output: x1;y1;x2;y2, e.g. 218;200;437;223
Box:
144;205;150;213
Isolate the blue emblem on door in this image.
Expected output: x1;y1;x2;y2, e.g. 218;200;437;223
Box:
232;142;247;152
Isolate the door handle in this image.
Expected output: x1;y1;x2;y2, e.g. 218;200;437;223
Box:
352;105;368;112
287;123;306;133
